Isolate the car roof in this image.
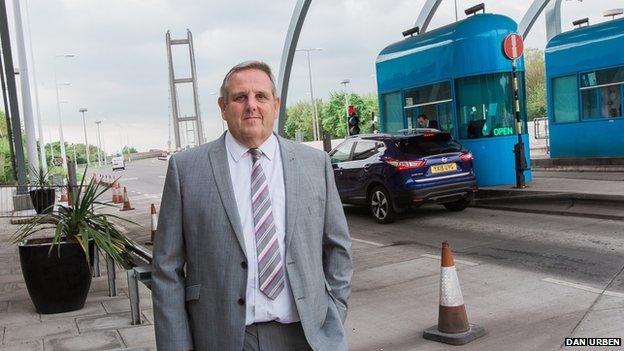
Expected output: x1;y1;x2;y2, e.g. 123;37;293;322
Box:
347;128;448;141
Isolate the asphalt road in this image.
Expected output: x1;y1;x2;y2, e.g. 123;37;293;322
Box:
101;157;624;350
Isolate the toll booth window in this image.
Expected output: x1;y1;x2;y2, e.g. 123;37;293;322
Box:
580;66;623;119
382;92;404;132
455;73;517;139
403;82;452;133
552;75;579;123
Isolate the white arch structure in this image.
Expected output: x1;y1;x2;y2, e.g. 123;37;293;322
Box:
276;0;568;135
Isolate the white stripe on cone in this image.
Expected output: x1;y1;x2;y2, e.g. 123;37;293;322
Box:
440;266;464;307
151;213;158;231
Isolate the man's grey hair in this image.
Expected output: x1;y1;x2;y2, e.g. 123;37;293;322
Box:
219;60;277;101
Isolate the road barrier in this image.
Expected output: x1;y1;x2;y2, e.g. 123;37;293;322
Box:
423;241;485;345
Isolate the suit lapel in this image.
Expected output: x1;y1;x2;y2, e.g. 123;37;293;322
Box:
208;135;247;258
279;137;300;251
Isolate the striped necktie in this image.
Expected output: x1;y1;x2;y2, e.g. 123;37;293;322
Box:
249;148;284;300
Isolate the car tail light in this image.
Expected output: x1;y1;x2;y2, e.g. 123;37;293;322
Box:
460;153;474;162
384;158;426;171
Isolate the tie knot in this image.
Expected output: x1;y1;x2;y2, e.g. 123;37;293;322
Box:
249;148;262;164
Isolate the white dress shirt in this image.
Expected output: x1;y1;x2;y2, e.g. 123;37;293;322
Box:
225;131;300;325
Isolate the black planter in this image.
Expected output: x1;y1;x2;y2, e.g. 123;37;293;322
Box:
29;188;56;214
18;238;93;314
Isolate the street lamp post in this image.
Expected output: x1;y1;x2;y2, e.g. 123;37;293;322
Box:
340;79;351;136
79;107;89;166
54;54;74;171
95;120;102;167
296;48;323;141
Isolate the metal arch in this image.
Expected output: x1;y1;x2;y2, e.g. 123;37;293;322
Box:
276;0;312;136
545;0;563;41
276;0;572;135
519;0;563;41
414;0;443;34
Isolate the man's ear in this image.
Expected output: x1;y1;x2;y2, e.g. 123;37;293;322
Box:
273;96;281;112
218;96;226;114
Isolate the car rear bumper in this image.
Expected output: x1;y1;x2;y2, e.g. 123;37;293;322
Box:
394;179;478;207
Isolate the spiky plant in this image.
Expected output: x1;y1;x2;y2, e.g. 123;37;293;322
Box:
30;165;50;190
13;167;137;268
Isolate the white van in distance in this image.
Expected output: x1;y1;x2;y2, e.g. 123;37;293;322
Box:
112;156;125;171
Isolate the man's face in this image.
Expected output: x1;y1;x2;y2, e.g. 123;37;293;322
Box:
417;117;426;127
218;68;280;148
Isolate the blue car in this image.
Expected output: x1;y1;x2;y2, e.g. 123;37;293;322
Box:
329;129;478;223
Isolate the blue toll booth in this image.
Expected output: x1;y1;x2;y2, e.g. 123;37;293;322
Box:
545;18;624;158
375;13;531;186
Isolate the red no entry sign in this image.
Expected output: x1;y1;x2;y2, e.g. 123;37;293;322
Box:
503;33;523;60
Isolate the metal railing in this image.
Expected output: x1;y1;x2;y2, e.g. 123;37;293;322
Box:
0;184;67;218
532;117;550;154
533;117;549;140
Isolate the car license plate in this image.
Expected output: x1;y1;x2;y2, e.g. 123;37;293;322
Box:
430;163;457;174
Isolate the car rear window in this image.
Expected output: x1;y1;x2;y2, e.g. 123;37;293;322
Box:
397;133;461;156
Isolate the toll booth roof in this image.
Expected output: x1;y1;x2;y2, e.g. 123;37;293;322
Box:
546;17;624;76
376;13;522;92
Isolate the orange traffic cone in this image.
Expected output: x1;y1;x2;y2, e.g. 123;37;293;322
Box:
145;204;157;245
60;186;68;203
115;182;124;204
111;182;119;203
120;187;135;211
423;241;485;345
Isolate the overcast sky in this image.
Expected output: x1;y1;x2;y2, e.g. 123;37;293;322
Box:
5;0;622;152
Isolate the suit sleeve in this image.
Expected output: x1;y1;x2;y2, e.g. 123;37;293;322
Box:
152;156;193;351
322;152;354;324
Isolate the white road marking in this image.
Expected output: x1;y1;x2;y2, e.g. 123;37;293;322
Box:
351;238;385;247
542;278;624;298
136;191;142;195
120;177;138;181
421;254;479;267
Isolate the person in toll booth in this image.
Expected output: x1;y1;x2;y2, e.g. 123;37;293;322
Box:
417;113;439;129
152;60;353;351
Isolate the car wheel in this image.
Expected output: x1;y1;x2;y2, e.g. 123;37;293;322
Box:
369;186;395;224
443;195;473;212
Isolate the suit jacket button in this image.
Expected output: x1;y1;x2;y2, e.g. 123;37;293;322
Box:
241;261;248;269
238;298;245;305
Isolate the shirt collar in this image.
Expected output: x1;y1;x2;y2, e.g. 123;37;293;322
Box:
225;131;278;162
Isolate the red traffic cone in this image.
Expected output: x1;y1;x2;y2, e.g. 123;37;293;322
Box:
146;204;157;245
60;186;68;203
112;182;120;203
423;241;485;345
120;187;135;211
117;183;124;204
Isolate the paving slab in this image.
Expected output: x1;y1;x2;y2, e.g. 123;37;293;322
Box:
102;296;151;314
8;299;38;313
44;330;123;351
117;325;156;349
0;340;43;351
40;301;107;322
4;320;77;344
0;308;39;326
76;313;134;333
141;309;153;325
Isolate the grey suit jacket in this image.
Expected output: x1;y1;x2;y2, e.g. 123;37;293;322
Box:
152;134;353;351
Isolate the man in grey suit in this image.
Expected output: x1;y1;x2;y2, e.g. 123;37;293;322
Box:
152;60;353;351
